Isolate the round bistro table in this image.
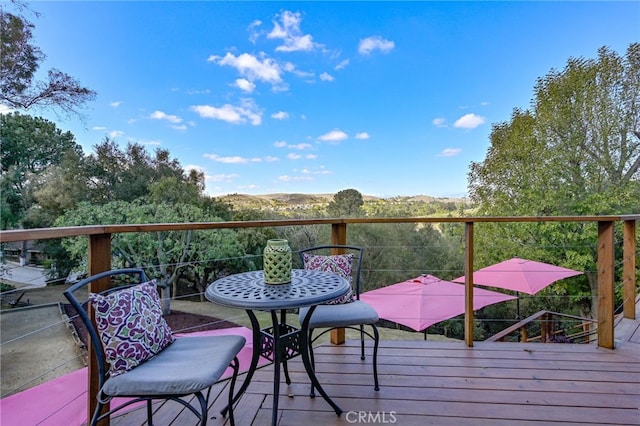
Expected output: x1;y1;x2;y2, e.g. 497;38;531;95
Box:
205;269;350;426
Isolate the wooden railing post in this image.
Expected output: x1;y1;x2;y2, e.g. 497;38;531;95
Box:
330;222;347;344
464;221;474;347
623;219;637;319
597;221;615;349
330;222;347;245
540;313;549;343
88;233;112;425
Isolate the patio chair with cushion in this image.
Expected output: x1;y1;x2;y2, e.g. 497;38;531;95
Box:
64;268;245;426
298;245;380;395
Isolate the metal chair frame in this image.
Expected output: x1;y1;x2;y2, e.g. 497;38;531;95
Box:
298;245;380;394
64;268;241;426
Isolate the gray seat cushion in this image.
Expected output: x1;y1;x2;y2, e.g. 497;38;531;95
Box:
299;300;379;329
103;334;246;396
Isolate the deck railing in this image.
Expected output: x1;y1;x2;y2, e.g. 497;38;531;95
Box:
1;215;638;424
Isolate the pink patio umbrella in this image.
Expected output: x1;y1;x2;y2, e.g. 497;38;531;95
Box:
452;257;583;319
359;274;516;333
452;257;583;295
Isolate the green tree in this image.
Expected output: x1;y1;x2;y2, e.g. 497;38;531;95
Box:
0;7;96;117
327;188;364;217
55;200;248;303
85;138;191;204
467;43;640;317
0;112;82;228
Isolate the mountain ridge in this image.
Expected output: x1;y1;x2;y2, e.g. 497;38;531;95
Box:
218;193;468;208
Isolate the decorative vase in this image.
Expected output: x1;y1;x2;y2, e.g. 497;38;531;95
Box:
263;239;292;284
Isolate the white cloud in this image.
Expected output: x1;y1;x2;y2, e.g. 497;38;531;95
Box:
267;10;320;52
271;111;289;120
204;153;268;163
320;72;334;82
318;129;348;143
191;99;262;125
289;143;312;150
138;139;161;146
209;52;283;85
305;154;318;159
287;153;302;160
335;59;350;70
359;36;395;55
438;148;462;157
207;173;240;182
204;154;248;164
277;175;313;182
0;104;15;114
234;78;256;93
92;126;107;131
454;113;485;129
274;141;287;147
149;110;183;124
433;118;447;127
109;101;121;108
301;167;330;175
282;61;314;79
171;124;187;131
248;19;262;44
185;88;211;95
109;130;124;138
264;156;279;162
355;132;370;140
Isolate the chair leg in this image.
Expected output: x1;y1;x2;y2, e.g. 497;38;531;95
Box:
90;402;103;426
308;328;317;398
282;358;292;385
371;324;380;391
146;400;154;425
227;357;240;426
193;391;208;426
360;324;366;360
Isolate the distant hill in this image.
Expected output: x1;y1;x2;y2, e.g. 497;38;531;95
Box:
218;193;469;210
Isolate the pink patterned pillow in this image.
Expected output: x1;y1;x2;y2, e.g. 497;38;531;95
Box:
303;253;355;304
89;280;175;376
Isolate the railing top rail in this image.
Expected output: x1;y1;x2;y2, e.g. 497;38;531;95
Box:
0;215;637;243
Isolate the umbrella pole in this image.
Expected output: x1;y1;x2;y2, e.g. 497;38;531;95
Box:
516;292;521;342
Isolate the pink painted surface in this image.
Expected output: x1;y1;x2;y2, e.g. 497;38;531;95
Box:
360;274;516;332
453;257;583;295
0;326;265;425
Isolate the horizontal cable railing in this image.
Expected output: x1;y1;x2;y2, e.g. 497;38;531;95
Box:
0;216;637;413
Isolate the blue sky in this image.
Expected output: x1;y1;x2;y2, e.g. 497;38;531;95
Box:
9;1;640;198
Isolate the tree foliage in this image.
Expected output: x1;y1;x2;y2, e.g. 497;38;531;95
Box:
55;200;248;300
327;188;364;217
0;7;96;117
469;43;640;216
0;112;81;228
467;43;640;317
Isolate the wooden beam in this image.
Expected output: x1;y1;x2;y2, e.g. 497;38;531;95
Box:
88;233;112;426
330;222;347;345
597;221;615;349
623;220;637;320
330;222;347;245
464;222;474;347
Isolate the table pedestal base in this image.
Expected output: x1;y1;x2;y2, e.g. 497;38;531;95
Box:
222;308;342;426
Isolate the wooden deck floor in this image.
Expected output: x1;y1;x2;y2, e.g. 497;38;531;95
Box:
112;337;640;425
